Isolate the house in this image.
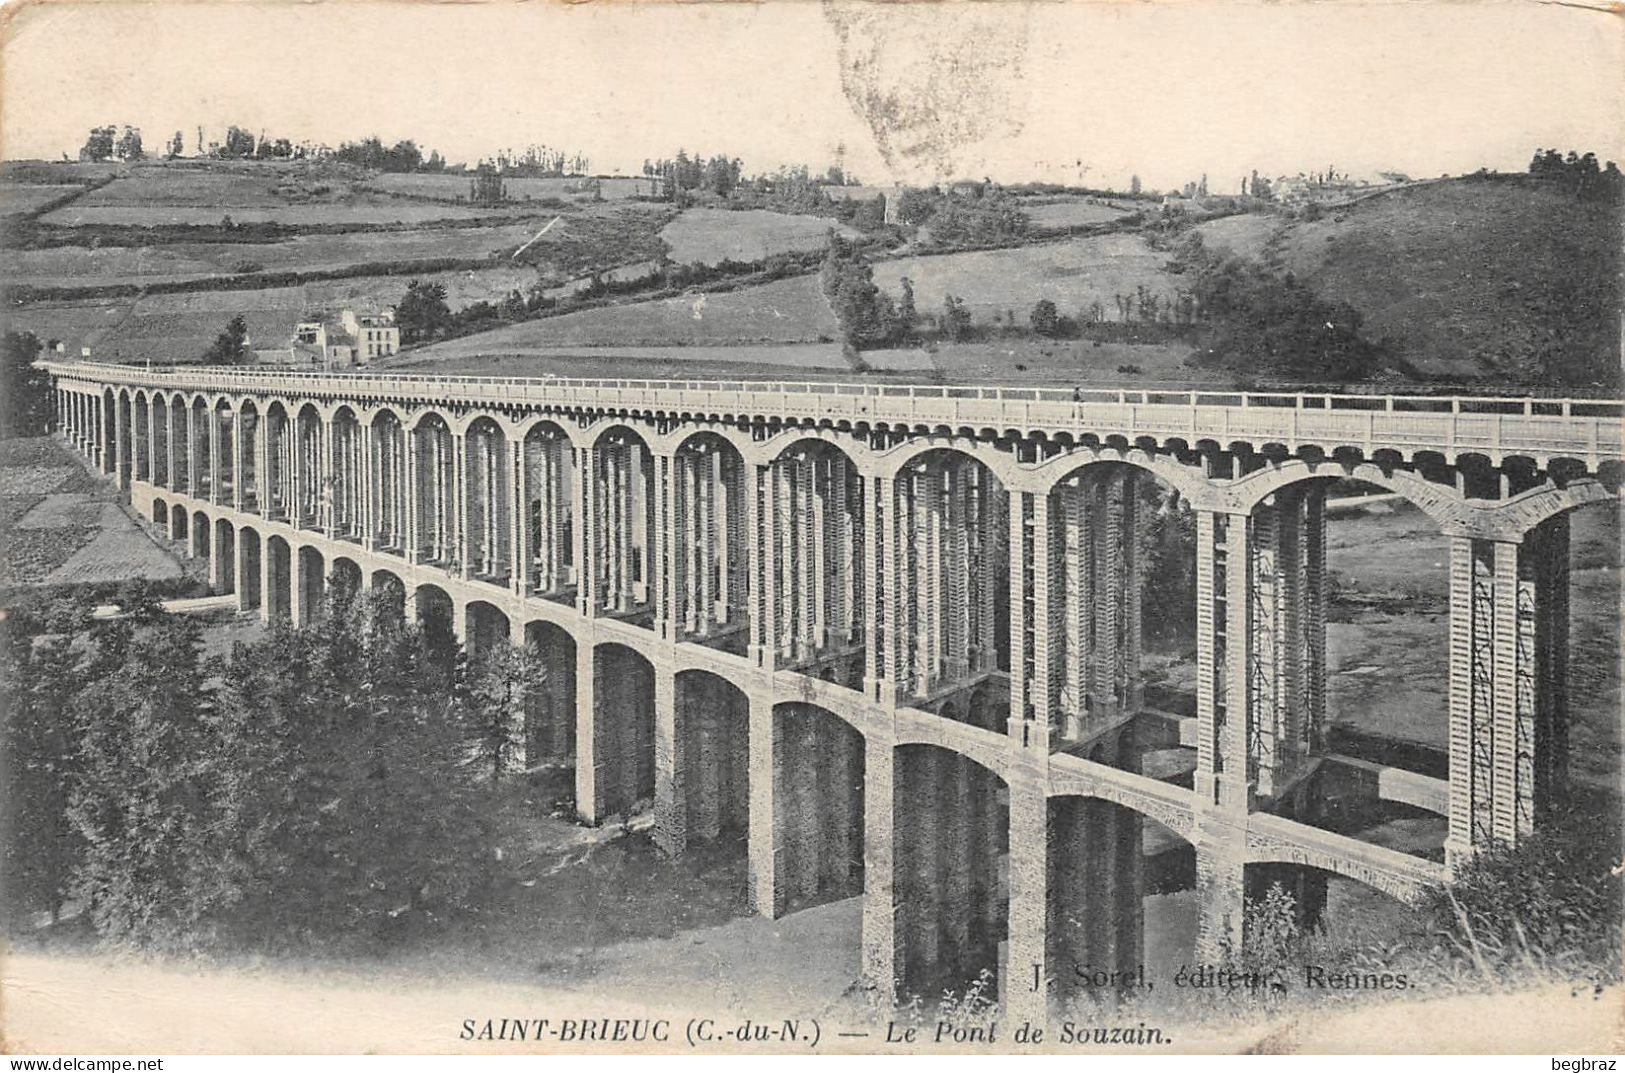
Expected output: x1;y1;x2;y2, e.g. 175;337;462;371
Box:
284;309;399;369
341;310;399;363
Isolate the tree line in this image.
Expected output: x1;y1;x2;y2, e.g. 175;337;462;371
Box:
1;579;544;951
1528;147;1624;202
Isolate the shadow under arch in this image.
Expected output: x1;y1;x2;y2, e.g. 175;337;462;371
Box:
890;741;1008;1002
767;701;865;916
671;669;751;853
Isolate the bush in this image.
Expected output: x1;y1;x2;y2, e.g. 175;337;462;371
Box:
1420;809;1622;986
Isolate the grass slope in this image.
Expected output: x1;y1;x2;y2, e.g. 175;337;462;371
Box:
1271;178;1623;385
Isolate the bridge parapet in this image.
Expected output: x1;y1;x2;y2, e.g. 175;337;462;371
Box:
43;362;1624;469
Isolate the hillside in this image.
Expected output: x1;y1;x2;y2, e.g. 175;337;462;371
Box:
1269;177;1622;387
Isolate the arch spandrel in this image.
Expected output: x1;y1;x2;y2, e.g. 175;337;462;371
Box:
871;436;1020;485
749;428;874;473
1022;445;1216;504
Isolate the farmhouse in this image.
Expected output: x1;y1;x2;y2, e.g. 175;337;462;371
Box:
287;309;399;368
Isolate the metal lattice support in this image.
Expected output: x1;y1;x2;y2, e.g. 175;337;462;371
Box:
1468;541;1496;848
1248;502;1280;792
945;465;971;681
1121;468;1143;713
1514;550;1539;840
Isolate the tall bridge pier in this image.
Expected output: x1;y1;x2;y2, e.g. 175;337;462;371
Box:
47;362;1621;1021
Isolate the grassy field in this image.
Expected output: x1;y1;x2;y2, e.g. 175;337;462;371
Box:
872;232;1177;323
7;266;550;362
42;200;522;227
0;161;125;184
1193;212;1280;259
1;184;85;216
658;208;859;265
27;160;537;226
1271;178;1622;382
1020;198;1131;229
364;173;655;202
1;223;546;287
399;274;838;351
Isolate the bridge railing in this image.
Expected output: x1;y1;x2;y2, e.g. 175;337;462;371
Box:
42;361;1624;462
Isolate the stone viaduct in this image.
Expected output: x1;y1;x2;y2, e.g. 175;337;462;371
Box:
45;360;1622;1022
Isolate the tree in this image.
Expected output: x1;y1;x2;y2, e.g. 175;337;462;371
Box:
115;126;144;161
221;126;257;159
897;278;918;340
819;238;894;349
79;126;116;162
2;331;52;439
466;645;548;782
394;280;452;344
212;587;493;948
942;295;972;342
1030;299;1060;337
167;130;185;159
895;187;936;226
851;195;887;232
200;316;250;366
69;615;238;951
1;607;88;926
1129;174;1142;196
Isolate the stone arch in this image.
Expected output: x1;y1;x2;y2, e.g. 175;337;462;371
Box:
516;414;581;450
893;712;1011;779
265;535;292;623
152;497;168;529
236;398;261;511
464;599;511;661
891;742;1008;1001
760;436;867;673
872;436;1020;487
753;429;871;471
587;425;655;620
516;420;576;599
328;405;364;541
1235;468;1455;821
130;390;150;481
149;391;171;488
328;555;363;603
212;517;236;595
168;394;189;493
170;504;189;544
368;569;407;626
411;412;458;566
1045;790;1197;1006
464;415;512;582
669;669;752;853
889;446;1010;703
1241;846;1435;908
1028;446;1214;507
1230;459;1469;533
1037;456;1194;754
237;525;261;611
188;396;214;499
368;407;409;553
100;386;116;476
261;401;292;520
591;642;655;822
290;403;324;528
296;544;325;626
523;619;577;775
760;701;865;916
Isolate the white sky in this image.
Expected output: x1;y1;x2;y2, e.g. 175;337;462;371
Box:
2;1;1621;190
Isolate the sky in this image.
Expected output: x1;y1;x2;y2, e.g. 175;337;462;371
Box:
2;0;1621;190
